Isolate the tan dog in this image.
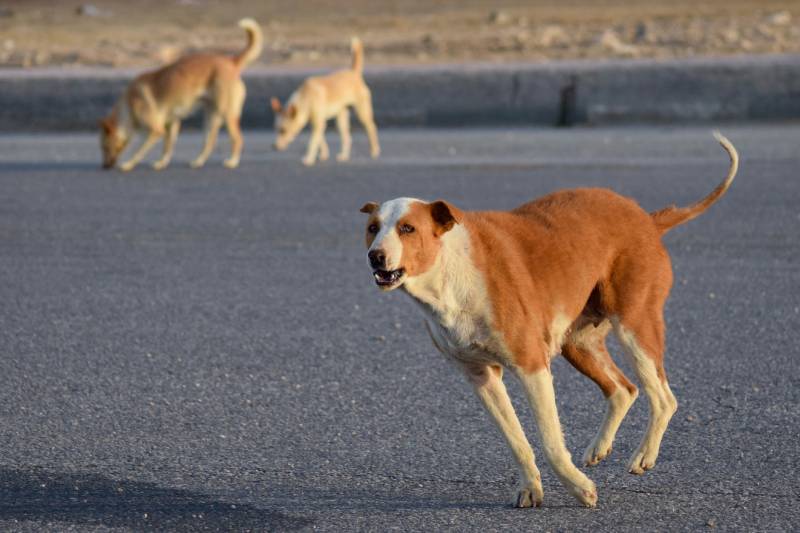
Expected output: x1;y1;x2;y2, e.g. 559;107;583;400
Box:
360;133;738;508
270;37;380;166
99;18;263;171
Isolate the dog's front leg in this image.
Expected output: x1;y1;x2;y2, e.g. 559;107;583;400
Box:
152;121;180;170
518;367;597;508
460;363;544;508
119;131;161;172
302;116;327;166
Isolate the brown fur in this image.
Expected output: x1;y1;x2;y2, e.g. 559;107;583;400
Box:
272;37;380;166
100;18;262;171
462;188;671;373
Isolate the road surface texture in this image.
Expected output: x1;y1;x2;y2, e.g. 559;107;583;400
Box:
0;126;798;531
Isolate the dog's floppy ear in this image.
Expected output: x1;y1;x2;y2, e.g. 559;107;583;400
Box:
360;201;379;214
99;117;113;134
430;200;462;235
270;97;282;113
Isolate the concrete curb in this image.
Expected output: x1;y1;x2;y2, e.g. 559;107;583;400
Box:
0;54;799;131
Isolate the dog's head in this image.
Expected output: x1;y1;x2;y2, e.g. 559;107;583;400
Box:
360;198;462;291
99;116;128;169
270;97;303;151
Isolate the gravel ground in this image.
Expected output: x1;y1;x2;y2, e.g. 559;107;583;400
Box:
1;0;799;68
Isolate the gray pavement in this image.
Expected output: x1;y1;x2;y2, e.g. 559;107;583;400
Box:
0;126;798;531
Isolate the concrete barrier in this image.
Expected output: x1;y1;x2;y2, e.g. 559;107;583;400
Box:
0;54;798;131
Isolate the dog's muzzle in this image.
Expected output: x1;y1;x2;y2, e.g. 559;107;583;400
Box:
368;250;404;288
372;268;405;288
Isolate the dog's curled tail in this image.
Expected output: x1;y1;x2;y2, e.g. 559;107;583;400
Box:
234;18;263;68
351;37;364;73
651;131;739;235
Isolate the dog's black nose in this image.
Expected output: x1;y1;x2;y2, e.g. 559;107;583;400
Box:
368;249;386;269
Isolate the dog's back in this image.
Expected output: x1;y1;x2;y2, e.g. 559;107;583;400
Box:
302;37;369;108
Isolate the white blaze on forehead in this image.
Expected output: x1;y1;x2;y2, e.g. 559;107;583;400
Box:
368;197;421;271
377;197;420;225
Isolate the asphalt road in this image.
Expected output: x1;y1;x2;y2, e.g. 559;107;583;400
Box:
0;126;798;532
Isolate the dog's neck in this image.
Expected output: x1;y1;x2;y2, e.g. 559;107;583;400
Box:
112;98;134;139
402;223;486;324
289;91;312;129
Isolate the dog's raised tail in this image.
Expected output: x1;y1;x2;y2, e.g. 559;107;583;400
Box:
234;18;263;68
351;37;364;73
650;131;739;235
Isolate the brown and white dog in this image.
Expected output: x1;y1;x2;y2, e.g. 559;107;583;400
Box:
99;18;263;171
270;37;380;166
360;133;739;508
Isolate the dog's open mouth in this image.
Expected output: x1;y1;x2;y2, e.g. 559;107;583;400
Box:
373;268;405;288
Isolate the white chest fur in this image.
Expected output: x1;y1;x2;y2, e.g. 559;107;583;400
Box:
403;225;509;366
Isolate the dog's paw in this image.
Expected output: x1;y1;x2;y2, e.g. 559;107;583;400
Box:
301;157;316;167
223;157;239;169
336;152;350;162
189;158;206;169
370;148;380;159
318;151;329;162
118;162;136;172
566;475;598;508
579;486;598;508
627;448;657;475
152;160;169;171
583;440;613;466
513;482;544;508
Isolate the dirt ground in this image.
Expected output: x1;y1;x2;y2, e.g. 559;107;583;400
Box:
1;0;799;69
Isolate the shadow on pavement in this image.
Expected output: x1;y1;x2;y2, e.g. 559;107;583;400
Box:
0;467;312;531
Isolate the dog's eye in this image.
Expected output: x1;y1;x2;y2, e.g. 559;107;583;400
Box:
368;224;379;234
399;224;415;235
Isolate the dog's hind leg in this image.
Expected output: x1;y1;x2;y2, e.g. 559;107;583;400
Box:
563;319;638;466
152;121;180;170
608;255;678;474
318;136;330;162
354;89;380;159
119;131;162;172
223;80;246;169
612;312;677;475
191;112;223;169
459;363;544;508
335;108;351;161
518;367;597;507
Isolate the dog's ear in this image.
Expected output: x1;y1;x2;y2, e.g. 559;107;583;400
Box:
430;200;462;235
99;117;113;134
360;201;379;214
287;103;297;119
270;97;282;113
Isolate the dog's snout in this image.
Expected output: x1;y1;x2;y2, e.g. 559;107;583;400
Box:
368;249;386;269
